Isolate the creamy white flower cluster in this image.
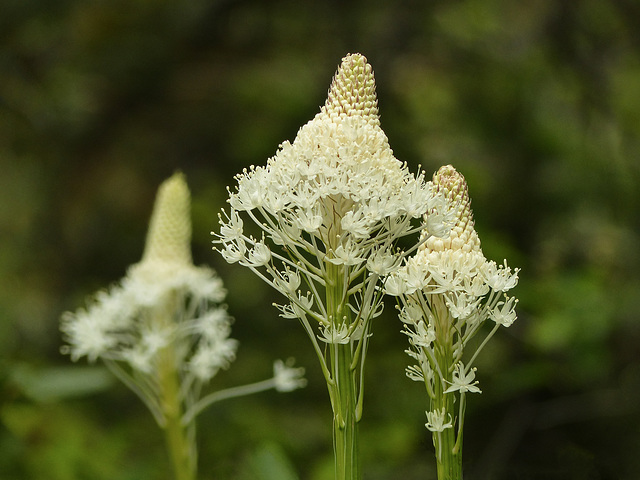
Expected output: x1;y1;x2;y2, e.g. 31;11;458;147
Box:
62;173;235;383
214;54;450;341
61;263;233;382
62;173;305;424
385;165;519;406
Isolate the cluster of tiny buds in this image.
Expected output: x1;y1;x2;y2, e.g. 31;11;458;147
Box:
321;53;379;126
422;165;481;254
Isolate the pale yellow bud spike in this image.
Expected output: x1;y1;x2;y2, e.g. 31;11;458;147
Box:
141;171;192;266
321;53;379;126
428;165;482;253
434;165;474;228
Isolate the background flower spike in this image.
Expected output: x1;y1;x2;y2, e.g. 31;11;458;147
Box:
141;171;192;266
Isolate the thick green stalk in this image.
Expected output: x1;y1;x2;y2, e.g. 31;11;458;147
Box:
156;302;197;480
332;342;359;480
164;405;196;480
326;262;360;480
432;300;463;480
432;386;462;479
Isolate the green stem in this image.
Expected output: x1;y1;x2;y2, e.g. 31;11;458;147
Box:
433;392;462;480
432;299;463;480
183;378;279;425
326;262;360;480
156;302;197;480
164;406;197;480
332;342;359;480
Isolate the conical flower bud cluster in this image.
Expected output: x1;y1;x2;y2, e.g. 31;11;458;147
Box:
386;164;517;301
141;172;192;266
423;164;481;255
321;53;379;126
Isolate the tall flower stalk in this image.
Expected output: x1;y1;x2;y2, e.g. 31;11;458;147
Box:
214;54;450;480
61;172;305;480
385;165;519;479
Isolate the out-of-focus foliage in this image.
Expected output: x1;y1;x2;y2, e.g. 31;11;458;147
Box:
1;0;639;479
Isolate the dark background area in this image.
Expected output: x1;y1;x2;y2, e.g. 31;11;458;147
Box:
1;0;639;479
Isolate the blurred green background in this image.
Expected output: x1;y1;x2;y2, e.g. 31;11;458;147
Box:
2;0;639;479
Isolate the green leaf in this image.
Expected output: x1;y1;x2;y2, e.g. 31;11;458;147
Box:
242;442;299;480
10;364;115;402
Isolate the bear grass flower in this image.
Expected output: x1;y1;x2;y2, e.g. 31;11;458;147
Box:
385;165;519;479
213;53;450;480
61;172;305;480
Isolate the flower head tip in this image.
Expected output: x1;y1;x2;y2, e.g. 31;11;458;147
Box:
141;171;192;266
423;165;482;255
321;53;379;127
